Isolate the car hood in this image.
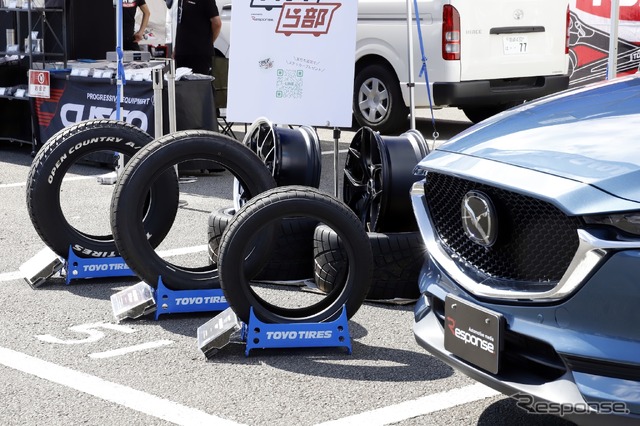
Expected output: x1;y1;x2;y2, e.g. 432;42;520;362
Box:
431;75;640;203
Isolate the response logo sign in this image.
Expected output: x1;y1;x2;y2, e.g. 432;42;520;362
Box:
227;0;357;127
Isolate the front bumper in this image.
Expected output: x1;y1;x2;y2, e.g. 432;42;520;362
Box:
414;251;640;425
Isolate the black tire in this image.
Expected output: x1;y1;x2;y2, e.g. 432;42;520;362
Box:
313;224;425;301
207;207;235;266
353;63;409;134
111;130;276;290
218;186;373;324
26;119;179;259
208;207;317;281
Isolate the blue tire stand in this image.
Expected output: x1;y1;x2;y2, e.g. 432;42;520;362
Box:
65;247;135;284
243;306;352;356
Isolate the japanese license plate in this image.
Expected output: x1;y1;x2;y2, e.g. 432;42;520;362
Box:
503;35;528;55
444;294;503;374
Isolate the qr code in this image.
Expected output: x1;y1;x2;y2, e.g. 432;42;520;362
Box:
276;69;304;99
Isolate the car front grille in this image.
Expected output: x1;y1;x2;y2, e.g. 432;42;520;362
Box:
424;172;582;283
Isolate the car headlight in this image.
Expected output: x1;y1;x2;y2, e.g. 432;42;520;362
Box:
584;213;640;236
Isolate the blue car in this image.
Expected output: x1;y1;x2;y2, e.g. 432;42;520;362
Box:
410;75;640;425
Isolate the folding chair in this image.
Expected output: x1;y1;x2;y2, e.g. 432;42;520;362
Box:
212;56;238;139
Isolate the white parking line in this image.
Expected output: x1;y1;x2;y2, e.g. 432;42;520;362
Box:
314;383;500;426
0;271;23;282
0;346;244;426
0;176;95;189
156;245;208;258
89;340;174;359
322;149;349;155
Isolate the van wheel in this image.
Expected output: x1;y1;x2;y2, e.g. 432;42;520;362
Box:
462;103;519;124
354;64;409;134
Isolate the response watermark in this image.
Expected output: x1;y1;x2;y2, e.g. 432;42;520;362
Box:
513;393;630;416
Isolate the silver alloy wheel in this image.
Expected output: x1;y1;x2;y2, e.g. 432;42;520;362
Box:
357;76;390;126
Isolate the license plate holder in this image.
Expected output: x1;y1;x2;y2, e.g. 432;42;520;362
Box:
444;294;503;374
503;35;528;55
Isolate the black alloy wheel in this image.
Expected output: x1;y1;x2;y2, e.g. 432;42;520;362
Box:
234;117;321;209
342;127;429;232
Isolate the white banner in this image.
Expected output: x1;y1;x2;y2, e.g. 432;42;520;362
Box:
226;0;357;127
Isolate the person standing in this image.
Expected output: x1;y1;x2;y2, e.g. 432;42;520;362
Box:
122;0;151;51
173;0;221;75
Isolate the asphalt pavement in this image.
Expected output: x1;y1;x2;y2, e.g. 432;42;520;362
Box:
0;109;576;426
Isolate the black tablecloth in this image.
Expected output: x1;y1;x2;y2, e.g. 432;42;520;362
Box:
33;72;217;151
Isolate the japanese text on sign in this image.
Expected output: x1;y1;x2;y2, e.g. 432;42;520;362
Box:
276;3;341;36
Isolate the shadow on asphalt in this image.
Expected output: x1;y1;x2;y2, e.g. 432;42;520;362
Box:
33;277;452;383
201;329;454;383
0;141;35;167
478;398;577;426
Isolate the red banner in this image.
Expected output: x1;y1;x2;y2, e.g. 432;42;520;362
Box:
575;0;640;21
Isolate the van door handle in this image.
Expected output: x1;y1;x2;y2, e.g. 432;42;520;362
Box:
490;26;545;35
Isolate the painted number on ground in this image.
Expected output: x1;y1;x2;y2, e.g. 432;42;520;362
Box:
35;322;173;358
36;322;137;344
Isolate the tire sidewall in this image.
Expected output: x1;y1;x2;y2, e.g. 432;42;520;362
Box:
112;130;276;290
219;186;372;324
26;119;176;258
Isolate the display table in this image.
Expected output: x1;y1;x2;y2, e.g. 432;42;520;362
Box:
32;71;217;152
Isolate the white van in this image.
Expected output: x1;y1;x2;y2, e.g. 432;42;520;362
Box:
215;0;570;133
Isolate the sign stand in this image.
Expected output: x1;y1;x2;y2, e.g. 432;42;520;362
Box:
197;306;352;358
19;246;65;288
19;245;135;287
110;277;228;322
153;277;228;320
65;247;135;284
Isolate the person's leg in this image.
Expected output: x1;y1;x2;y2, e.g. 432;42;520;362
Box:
191;55;212;75
175;55;211;75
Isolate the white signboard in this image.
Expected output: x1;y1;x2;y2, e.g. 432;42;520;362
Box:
227;0;357;127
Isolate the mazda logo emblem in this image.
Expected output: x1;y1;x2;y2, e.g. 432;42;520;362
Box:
461;191;498;247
